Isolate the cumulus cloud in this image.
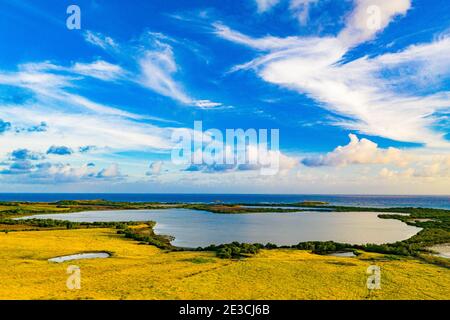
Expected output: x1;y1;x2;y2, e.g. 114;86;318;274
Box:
302;134;408;167
185;144;298;175
97;164;122;178
413;156;450;178
185;162;235;173
146;161;163;175
46;145;73;156
0;119;11;133
26;121;47;133
380;155;450;179
10;121;48;134
0;160;34;175
0;160;124;184
79;145;97;153
11;149;44;161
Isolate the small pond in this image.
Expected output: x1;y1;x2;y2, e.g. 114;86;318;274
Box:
48;252;111;263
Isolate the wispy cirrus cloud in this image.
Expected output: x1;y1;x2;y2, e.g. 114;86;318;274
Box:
72;60;124;81
254;0;320;25
84;30;223;108
137;41;192;104
289;0;320;25
216;0;450;147
84;30;119;51
0;59;179;170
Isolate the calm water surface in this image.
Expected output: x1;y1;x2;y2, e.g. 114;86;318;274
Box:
48;252;110;263
22;209;421;247
1;194;449;209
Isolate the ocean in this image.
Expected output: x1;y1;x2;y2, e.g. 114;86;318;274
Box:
0;193;449;209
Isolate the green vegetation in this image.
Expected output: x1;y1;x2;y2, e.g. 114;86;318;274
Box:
0;217;144;232
206;205;450;264
180;204;303;213
183;257;216;264
0;199;448;267
0;200;182;219
117;223;174;250
291;241;357;254
235;201;329;207
2;228;448;300
198;241;358;259
200;242;261;259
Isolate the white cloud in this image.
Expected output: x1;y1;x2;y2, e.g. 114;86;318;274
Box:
0;65;169;124
255;0;280;13
380;155;450;179
0;161;124;184
299;133;450;182
213;23;308;51
252;0;327;27
289;0;320;25
97;163;122;178
138;45;192;104
72;60;124;81
84;30;222;108
185;143;298;175
338;0;411;47
374;36;450;88
0;63;179;163
147;161;163;175
0;105;174;157
192;100;223;108
84;31;118;51
302;134;408;167
215;0;450;147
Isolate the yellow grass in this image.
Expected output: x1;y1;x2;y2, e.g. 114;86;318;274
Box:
0;228;448;300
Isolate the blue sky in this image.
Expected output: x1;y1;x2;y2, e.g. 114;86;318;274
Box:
0;0;449;194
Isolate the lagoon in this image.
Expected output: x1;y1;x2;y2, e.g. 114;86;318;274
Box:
20;208;421;247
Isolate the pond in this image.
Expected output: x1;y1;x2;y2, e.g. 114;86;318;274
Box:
326;251;356;257
20;209;421;248
428;244;450;259
48;252;111;263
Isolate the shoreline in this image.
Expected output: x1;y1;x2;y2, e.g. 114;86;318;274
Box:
0;199;448;267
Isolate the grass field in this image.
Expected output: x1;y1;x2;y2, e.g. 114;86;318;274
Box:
0;228;448;300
